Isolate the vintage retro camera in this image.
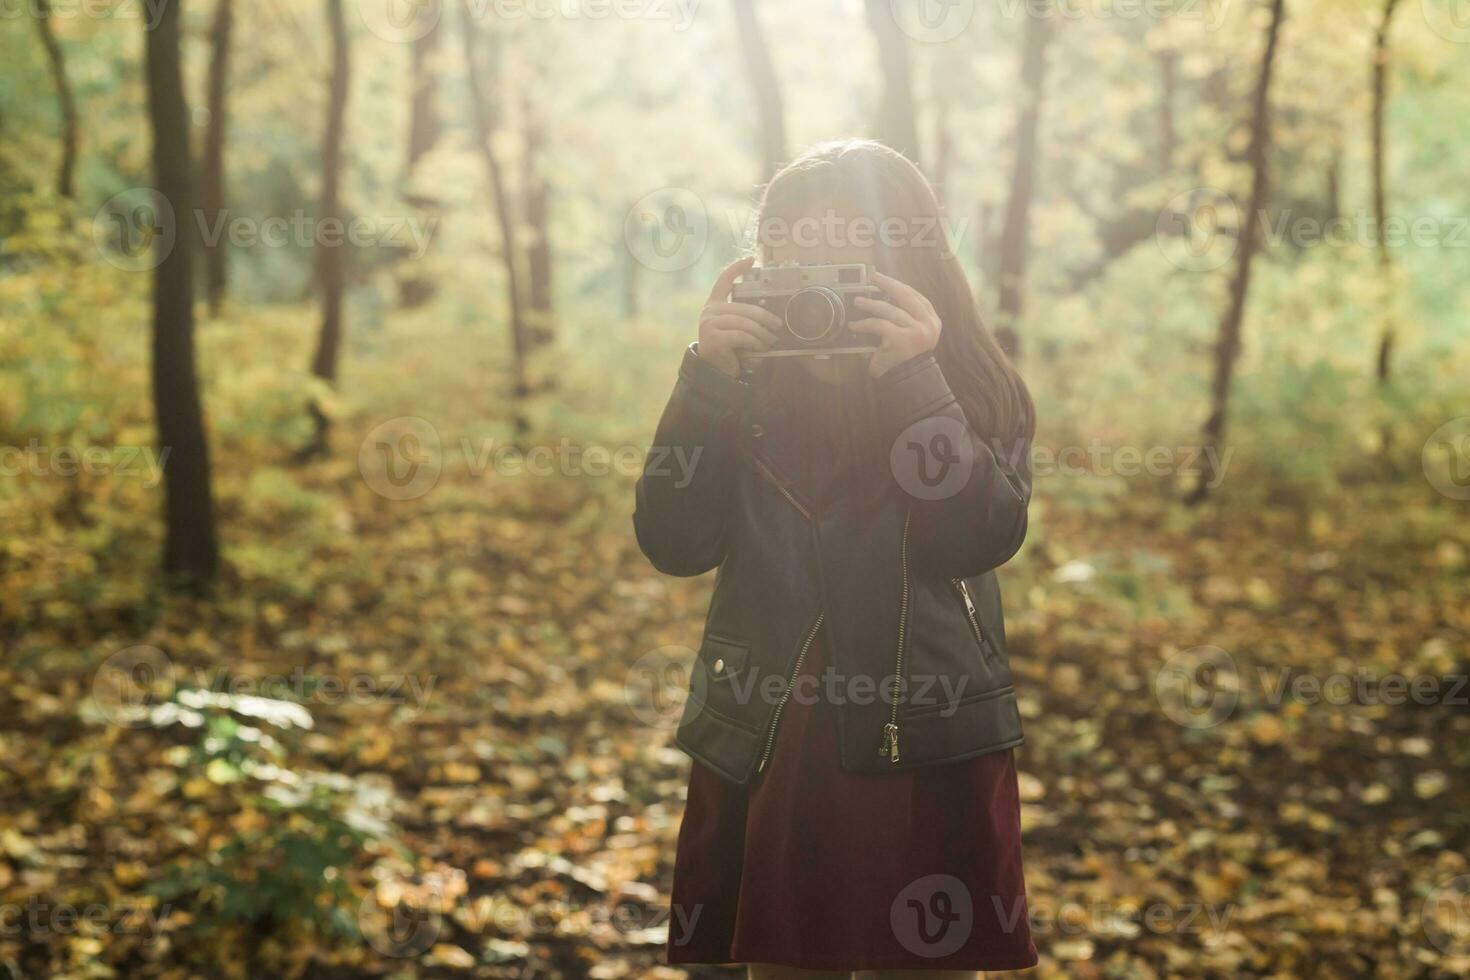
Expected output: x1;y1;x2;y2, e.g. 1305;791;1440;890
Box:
730;262;885;359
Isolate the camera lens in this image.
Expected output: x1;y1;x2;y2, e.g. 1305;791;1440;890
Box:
784;287;842;344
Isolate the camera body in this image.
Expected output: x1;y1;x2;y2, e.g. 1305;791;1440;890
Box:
731;262;885;359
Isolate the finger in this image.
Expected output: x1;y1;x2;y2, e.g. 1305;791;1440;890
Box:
720;329;772;351
705;314;781;343
848;317;907;343
870;271;937;321
705;316;779;347
702;301;784;331
853;295;923;332
708;257;757;303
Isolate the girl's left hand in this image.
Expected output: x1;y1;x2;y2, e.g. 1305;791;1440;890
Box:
851;271;943;378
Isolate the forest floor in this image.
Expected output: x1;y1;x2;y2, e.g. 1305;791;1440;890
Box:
2;313;1469;978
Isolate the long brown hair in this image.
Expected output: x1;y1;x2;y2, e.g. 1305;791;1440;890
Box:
754;140;1035;445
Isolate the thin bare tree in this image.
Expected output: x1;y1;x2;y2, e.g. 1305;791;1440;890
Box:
34;0;79;198
1371;0;1403;383
929;46;966;200
1157;35;1177;170
461;4;531;431
305;0;352;454
1189;0;1288;505
1324;133;1342;226
730;0;788;183
864;0;921;164
146;0;219;583
522;90;554;348
400;0;442;309
994;4;1056;359
200;0;235;316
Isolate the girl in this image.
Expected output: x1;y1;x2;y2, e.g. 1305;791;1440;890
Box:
635;140;1037;979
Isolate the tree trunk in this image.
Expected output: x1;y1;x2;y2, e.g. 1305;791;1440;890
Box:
400;0;442;309
730;0;788;184
200;0;234;317
523;91;554;348
1157;44;1177;170
1371;0;1402;384
864;0;921;164
1188;0;1287;506
145;0;219;584
405;2;442;178
932;92;953;201
975;200;999;282
460;7;530;428
34;0;79;199
622;246;640;319
306;0;352;453
994;5;1055;360
1324;139;1341;226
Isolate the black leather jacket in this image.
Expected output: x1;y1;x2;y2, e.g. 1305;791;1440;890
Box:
635;345;1031;784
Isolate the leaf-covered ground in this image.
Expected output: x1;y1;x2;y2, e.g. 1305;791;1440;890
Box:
2;309;1468;978
4;438;1468;978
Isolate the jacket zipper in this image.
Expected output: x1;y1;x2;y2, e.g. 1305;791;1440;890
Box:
752;455;812;521
953;578;987;655
879;512;912;764
756;613;825;773
749;450;822;776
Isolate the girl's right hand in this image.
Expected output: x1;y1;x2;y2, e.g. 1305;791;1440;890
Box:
697;258;784;377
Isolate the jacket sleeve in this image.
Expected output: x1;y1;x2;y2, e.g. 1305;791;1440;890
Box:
633;344;748;577
875;352;1032;579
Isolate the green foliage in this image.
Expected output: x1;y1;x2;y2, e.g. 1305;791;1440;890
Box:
148;690;396;946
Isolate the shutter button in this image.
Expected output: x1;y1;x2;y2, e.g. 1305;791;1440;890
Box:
712;658;725;674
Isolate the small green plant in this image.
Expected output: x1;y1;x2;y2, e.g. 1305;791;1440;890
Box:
147;689;398;947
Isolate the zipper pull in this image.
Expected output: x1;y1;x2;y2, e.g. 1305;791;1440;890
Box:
880;723;901;763
955;578;978;617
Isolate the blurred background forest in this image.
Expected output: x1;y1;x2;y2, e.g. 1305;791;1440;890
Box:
2;0;1469;977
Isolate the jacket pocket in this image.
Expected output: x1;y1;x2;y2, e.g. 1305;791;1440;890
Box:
698;634;750;683
952;578;994;663
898;683;1014;721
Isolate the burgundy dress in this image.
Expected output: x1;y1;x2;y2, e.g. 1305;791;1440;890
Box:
666;366;1038;972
